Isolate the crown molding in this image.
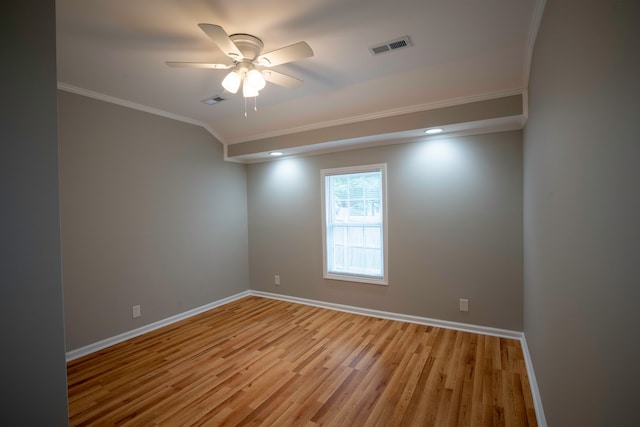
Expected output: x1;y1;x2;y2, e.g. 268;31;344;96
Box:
56;82;227;144
523;0;547;87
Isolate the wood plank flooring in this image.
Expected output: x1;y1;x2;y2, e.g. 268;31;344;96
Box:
67;296;537;426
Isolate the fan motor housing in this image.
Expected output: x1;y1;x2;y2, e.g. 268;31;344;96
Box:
229;34;264;60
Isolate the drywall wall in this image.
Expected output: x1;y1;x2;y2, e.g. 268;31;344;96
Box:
58;91;249;351
0;2;70;424
524;1;640;425
248;131;523;330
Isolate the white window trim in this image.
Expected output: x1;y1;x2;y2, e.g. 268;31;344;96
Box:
321;163;388;286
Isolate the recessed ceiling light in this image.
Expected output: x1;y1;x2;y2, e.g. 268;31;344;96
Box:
270;151;283;157
425;128;443;134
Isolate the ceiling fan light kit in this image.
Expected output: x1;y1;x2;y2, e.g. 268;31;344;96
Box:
220;64;266;97
221;70;241;93
246;69;266;91
242;78;259;98
167;23;313;115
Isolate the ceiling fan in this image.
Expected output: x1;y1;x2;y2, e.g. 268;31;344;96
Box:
166;24;314;99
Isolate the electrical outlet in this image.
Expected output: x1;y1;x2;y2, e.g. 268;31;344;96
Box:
459;299;469;312
274;275;280;285
132;305;141;318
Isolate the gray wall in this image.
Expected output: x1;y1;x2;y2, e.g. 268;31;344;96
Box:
0;2;70;425
58;92;249;351
248;131;523;330
524;1;640;425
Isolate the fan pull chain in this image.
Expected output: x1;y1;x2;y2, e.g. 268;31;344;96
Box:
242;97;259;118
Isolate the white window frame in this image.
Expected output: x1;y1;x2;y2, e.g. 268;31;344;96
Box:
321;164;388;286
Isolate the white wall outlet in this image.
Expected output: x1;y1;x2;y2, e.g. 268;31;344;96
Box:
274;275;280;285
132;305;141;318
459;299;469;312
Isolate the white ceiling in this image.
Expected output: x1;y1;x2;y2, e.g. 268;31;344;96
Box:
56;0;541;150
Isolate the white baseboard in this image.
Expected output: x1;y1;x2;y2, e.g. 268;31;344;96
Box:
251;290;546;426
65;289;545;425
65;290;251;362
519;334;548;427
250;290;523;339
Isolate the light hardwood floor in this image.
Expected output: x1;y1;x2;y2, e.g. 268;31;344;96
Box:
67;296;537;426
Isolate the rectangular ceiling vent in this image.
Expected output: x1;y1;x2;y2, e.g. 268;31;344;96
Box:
201;95;225;105
369;36;413;56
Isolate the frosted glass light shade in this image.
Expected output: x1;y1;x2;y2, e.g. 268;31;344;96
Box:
246;69;266;91
221;71;241;93
243;79;259;97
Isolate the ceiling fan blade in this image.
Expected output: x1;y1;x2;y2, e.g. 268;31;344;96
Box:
257;41;313;67
165;62;234;69
198;23;243;59
262;70;303;89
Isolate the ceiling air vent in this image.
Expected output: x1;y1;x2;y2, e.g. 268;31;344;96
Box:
201;95;226;105
368;36;413;56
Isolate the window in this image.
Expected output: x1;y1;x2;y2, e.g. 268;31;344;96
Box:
321;164;388;285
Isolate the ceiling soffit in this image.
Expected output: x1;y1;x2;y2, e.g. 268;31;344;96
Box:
226;93;525;162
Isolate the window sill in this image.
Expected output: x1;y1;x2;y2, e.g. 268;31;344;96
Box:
324;273;388;286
